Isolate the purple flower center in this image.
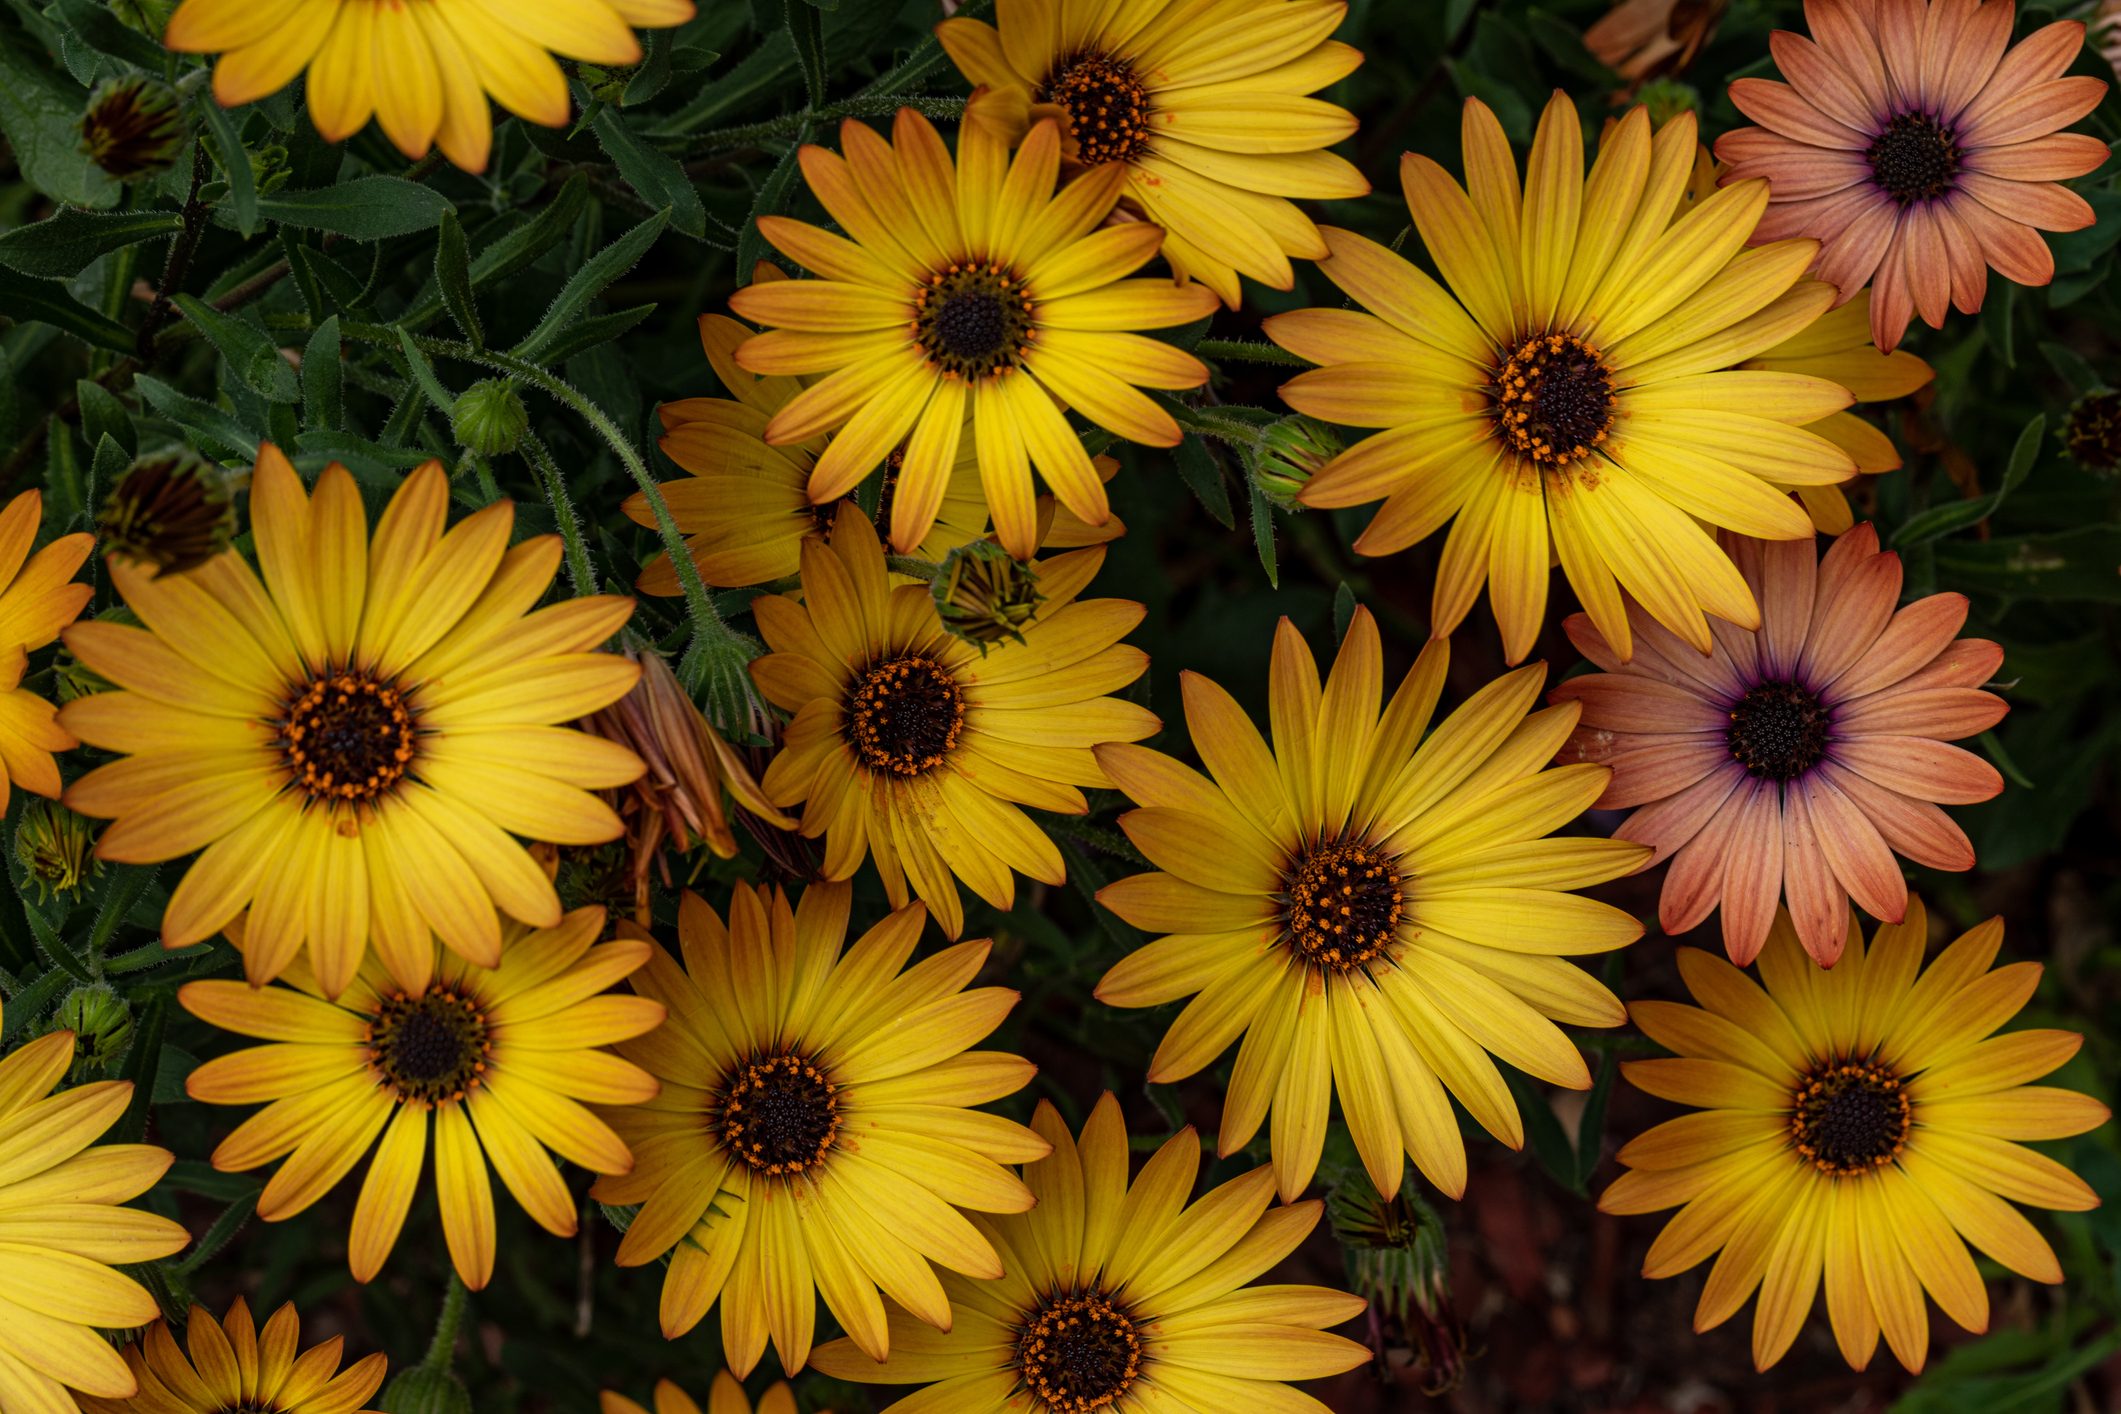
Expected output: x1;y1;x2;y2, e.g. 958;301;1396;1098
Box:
1725;680;1831;780
1867;112;1959;205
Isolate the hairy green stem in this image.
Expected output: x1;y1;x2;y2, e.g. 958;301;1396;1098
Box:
679;93;966;154
1194;337;1312;369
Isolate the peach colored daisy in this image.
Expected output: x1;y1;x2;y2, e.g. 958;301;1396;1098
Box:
1718;0;2109;350
1553;525;2007;966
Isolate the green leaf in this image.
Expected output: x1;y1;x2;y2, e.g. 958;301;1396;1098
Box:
0;266;135;353
433;210;483;349
1573;1051;1618;1189
198;98;260;239
785;0;828;108
593;108;706;240
1892;413;2043;547
134;373;263;462
303;316;343;432
1332;582;1356;642
1172;434;1235;528
395;326;457;415
237;177;456;241
0;207;181;279
280;236;368;320
2037;340;2101;396
1933;526;2121;604
113;993;167;1144
735;137;808;280
512;210;669;363
1248;476;1279;588
76;377;135;458
623;27;677;105
470;172;590;289
173;295;302;404
1504;1066;1584;1194
534;303;657;366
49;0;170;69
174;1189;261;1277
0;18;120;210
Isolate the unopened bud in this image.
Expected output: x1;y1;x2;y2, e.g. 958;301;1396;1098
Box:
1254;416;1341;511
933;540;1043;652
80;77;187;182
15;798;100;904
99;453;237;577
1637;77;1701;127
452;380;529;458
57;984;133;1077
381;1366;472;1414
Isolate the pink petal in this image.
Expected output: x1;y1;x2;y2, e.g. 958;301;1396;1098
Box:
1629;602;1747;699
1728;80;1872;150
1836;687;2009;738
1561;611;1625;673
1729;531;1819;679
1959;20;2099;130
1831;591;1969;699
1814;198;1904;304
1947;194;2055;286
1835;736;2004;804
1959;172;2097;234
1928;199;1992;314
1719;780;1785;965
1931;0;2014;122
1659;791;1748;935
1773;29;1886;132
1871;637;2003;695
1903;206;1951;330
1617;761;1748;864
1819;760;1976;870
1801;773;1908;924
1603;739;1731;811
1551;674;1724;735
1874;0;1926;112
1802;535;1902;686
1963;133;2114;183
1806;0;1895;116
1779;784;1850;965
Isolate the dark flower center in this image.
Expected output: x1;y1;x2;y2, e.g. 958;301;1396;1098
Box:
1492;333;1614;469
2064;389;2121;475
1790;1059;1911;1176
845;654;966;776
1725;680;1831;781
1016;1289;1144;1413
1867;112;1959;204
718;1052;841;1177
1281;836;1406;972
368;990;490;1106
1040;52;1152;166
278;670;419;805
915;264;1036;379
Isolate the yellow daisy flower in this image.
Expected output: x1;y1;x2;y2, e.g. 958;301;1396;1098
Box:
810;1093;1373;1412
727;96;1219;559
633;282;1123;594
936;0;1371;308
1264;93;1860;665
750;505;1157;940
592;881;1048;1376
1601;900;2110;1373
60;447;646;1000
600;1374;809;1414
74;1297;388;1414
0;489;93;815
162;0;696;172
0;994;190;1414
180;905;664;1290
1095;607;1649;1199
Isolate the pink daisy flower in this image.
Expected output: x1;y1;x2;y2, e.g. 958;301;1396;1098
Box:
1553;524;2007;965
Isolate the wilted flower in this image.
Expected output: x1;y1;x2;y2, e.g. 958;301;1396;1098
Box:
931;539;1044;651
14;797;99;903
2063;388;2121;477
97;453;235;577
79;76;186;181
1330;1170;1469;1395
580;642;791;920
452;379;530;457
1585;0;1728;87
57;983;133;1079
1254;415;1342;511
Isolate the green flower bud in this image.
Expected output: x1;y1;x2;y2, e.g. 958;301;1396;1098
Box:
80;77;188;182
381;1366;473;1414
14;798;100;904
932;541;1044;653
1637;77;1702;127
57;984;133;1078
452;380;529;458
98;453;237;577
1253;416;1341;511
1330;1176;1464;1395
2063;388;2121;478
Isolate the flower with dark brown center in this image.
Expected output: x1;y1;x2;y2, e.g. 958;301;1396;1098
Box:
79;76;186;181
1491;333;1614;470
1725;680;1833;781
1866;111;1959;205
366;989;491;1106
844;655;966;776
276;670;420;804
1040;52;1152;166
1015;1288;1144;1414
2064;388;2121;476
1281;836;1407;972
913;263;1037;379
1790;1058;1911;1176
97;454;237;578
717;1052;841;1177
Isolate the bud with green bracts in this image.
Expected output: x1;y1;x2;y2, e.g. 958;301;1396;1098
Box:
99;453;237;577
933;540;1044;652
452;380;530;457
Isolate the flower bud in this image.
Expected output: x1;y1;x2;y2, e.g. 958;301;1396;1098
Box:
2063;388;2121;478
14;798;100;904
80;77;187;182
1253;416;1341;511
452;380;529;458
98;453;237;578
1636;76;1702;127
57;984;133;1077
932;540;1044;652
380;1366;473;1414
1329;1174;1467;1395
